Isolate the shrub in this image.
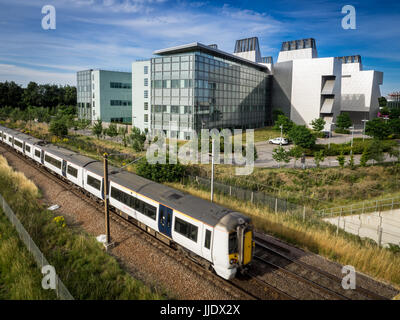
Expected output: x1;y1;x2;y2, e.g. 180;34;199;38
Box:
272;146;290;167
105;123;118;137
49;119;68;137
313;150;325;168
288;125;316;149
365;118;391;140
136;158;186;183
310;118;326;133
274;115;294;134
336;112;352;130
92;119;103;139
337;152;345;168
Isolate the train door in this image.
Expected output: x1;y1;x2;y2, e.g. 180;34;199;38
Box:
40;150;44;164
62;160;67;177
202;227;213;262
158;204;173;238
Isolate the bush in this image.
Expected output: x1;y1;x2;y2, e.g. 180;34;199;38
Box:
336;112;352;130
334;128;350;134
274;115;294;134
311;118;326;132
365;118;391;140
136;158;186;183
49;119;68;137
288;125;316;149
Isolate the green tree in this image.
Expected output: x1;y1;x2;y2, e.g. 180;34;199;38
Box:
348;154;355;169
106;123;118;137
313;150;325;168
118;125;129;147
336;113;352;130
129;127;147;152
365;118;391;140
359;147;369;167
274;114;294;134
336;152;345;169
49;119;68;137
272;109;285;122
289;145;303;168
272;146;290;168
388;118;400;135
136;158;186;183
368;139;384;163
288;125;316;149
378;97;387;108
389;108;400;119
310;118;326;133
92;119;103;139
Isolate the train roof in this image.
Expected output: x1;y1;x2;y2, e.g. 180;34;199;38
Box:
109;170;233;226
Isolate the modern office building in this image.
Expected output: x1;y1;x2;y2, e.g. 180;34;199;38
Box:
77;69;132;124
132;40;272;140
127;36;383;138
272;38;342;130
339;55;383;125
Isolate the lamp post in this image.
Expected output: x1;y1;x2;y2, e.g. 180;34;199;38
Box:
328;122;335;149
211;138;215;203
361;119;368;141
279;125;283;146
349;126;354;156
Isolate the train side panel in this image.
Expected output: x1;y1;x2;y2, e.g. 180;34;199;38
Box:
83;170;103;199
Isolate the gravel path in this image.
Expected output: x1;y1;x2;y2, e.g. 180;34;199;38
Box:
0;145;235;300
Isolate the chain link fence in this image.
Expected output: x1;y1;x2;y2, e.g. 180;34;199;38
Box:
0;193;74;300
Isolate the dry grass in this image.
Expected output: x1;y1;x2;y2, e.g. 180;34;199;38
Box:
167;182;400;287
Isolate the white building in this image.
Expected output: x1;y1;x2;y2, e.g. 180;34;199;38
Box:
132;60;151;132
272;39;342;130
339;55;383;125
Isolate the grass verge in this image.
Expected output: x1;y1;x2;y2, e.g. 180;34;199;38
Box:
0;155;168;300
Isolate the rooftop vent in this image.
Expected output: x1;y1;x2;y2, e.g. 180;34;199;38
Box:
280;38;316;51
208;44;218;49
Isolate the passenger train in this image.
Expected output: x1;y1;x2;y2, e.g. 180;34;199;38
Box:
0;125;254;280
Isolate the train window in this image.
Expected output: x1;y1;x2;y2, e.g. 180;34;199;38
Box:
67;165;78;178
174;217;198;242
35;149;41;158
14;140;23;148
110;186;156;220
25;145;31;153
8;137;12;142
44;154;62;169
87;175;101;190
204;230;211;249
229;232;238;254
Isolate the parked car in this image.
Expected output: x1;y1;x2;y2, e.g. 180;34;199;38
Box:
268;137;289;145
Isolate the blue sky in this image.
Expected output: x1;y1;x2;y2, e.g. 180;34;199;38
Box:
0;0;399;95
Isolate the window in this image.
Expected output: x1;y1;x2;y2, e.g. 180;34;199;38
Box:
35;149;41;158
144;78;148;86
171;105;179;114
87;175;101;190
144;65;148;74
171;80;180;89
184;106;192;114
144;114;148;123
44;154;62;169
67;165;78;178
229;232;238;254
205;230;211;249
110;82;131;89
8;137;12;142
25;145;31;153
110;187;156;220
174;217;198;242
14;140;23;148
144;90;148;99
110;100;132;106
144;102;148;110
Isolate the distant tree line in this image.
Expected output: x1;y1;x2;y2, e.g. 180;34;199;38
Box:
0;81;76;109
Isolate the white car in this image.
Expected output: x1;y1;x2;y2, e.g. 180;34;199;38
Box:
268;137;288;145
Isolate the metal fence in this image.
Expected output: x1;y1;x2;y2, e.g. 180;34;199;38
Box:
187;175;317;220
0;193;74;300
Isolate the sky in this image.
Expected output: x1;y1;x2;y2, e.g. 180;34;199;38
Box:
0;0;399;95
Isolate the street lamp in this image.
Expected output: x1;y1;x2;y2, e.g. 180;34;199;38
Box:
349;126;354;156
328;122;335;149
279;125;283;146
361;119;369;141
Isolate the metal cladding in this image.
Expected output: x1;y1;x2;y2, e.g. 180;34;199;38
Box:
280;38;316;51
337;55;362;64
234;37;260;53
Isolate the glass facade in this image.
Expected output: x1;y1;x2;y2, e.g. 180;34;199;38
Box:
150;50;271;138
77;70;93;121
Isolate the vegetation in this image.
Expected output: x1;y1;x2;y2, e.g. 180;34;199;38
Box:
273;114;294;134
0;156;167;299
272;146;290;168
310;117;326;133
335;112;352;133
288;124;316;149
0;211;56;299
136;158;186;183
92;119;103;139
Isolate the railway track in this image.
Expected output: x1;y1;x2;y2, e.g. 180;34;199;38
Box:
253;235;389;300
0;144;291;300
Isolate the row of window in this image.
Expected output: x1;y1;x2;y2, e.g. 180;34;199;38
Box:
110;187;157;220
152;105;192;114
67;165;78;178
110;82;131;89
110;100;132;106
45;154;62;169
14;140;23;148
152;79;192;89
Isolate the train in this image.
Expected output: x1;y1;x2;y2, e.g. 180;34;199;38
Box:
0;125;254;280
